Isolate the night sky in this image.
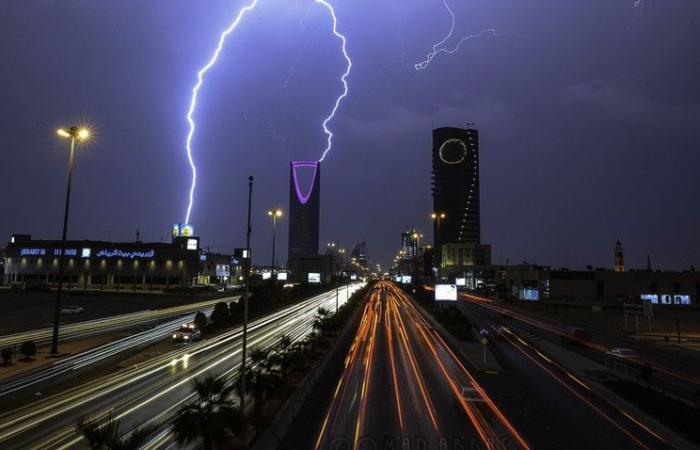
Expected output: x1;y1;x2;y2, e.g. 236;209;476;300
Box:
1;0;699;270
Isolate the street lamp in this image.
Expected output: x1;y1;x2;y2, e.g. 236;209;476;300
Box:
266;208;283;269
51;126;90;355
431;213;446;279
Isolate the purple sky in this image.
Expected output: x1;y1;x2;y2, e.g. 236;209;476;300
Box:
1;0;699;270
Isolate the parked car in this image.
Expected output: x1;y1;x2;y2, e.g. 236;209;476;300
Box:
171;322;201;343
60;305;84;315
605;348;640;359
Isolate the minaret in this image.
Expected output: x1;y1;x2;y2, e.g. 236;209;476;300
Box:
614;239;624;272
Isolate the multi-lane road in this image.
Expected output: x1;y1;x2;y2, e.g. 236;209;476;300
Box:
0;285;362;449
315;282;529;449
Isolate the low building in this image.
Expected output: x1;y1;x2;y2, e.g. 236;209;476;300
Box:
3;234;201;291
292;254;335;284
496;264;700;305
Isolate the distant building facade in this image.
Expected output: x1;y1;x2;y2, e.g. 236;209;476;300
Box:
615;240;625;272
496;264;699;305
288;160;321;280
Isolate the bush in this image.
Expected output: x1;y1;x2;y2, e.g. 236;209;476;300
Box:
1;348;12;365
210;302;230;327
20;340;37;360
193;311;207;332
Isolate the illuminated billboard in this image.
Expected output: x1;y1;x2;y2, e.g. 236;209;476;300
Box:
261;271;272;280
435;284;458;301
350;274;357;281
276;272;288;281
394;276;402;283
308;272;321;284
640;294;659;304
172;223;195;238
674;295;691;305
518;289;539;301
215;265;230;277
455;277;466;286
186;238;198;250
401;275;412;284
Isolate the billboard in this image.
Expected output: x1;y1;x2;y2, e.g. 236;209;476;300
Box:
674;295;691;305
455;277;466;286
435;284;458;301
276;272;288;281
215;264;230;277
261;271;272;280
172;223;195;238
394;276;402;283
186;238;198;250
350;274;357;281
308;272;321;284
401;275;412;284
640;294;659;304
518;289;539;301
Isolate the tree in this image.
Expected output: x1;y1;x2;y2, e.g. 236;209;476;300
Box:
1;348;12;365
75;412;159;450
20;340;36;360
172;375;243;450
193;311;207;332
210;302;230;327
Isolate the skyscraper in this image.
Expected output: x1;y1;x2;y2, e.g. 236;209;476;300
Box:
432;126;481;265
288;160;321;276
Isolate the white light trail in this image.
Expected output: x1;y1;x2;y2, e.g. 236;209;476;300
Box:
415;0;499;71
183;0;261;224
314;0;352;162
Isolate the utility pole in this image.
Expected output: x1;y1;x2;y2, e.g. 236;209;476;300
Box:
240;175;253;426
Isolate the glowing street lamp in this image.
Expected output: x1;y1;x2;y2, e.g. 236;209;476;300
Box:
51;126;91;355
267;208;283;268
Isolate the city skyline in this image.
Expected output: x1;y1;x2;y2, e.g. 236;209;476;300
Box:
1;1;699;270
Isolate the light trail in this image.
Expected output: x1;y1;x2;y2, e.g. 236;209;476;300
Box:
414;0;499;71
314;0;352;162
183;0;261;223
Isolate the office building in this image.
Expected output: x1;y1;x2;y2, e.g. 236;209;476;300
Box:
432;126;488;268
288;160;321;279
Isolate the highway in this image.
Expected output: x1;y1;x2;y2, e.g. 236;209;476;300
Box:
0;284;363;449
0;296;239;348
315;282;529;450
455;294;683;449
459;292;700;397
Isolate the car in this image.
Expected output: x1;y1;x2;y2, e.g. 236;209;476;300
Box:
60;305;84;315
172;322;202;343
605;348;640;359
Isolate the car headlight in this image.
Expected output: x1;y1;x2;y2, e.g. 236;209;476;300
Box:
184;336;189;340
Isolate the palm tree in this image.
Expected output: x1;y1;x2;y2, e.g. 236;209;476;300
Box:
172;375;244;450
76;412;158;450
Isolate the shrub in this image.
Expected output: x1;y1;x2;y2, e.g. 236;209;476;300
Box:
20;340;37;360
193;311;207;332
1;348;12;365
210;302;230;327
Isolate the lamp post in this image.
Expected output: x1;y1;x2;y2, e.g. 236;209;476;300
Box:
51;126;90;355
240;176;253;425
431;213;446;279
267;209;283;269
327;241;340;311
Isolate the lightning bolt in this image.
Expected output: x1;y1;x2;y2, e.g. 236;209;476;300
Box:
314;0;352;162
414;0;499;71
183;0;260;224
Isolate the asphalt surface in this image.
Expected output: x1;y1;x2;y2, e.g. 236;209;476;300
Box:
455;295;682;449
315;282;529;450
0;284;363;449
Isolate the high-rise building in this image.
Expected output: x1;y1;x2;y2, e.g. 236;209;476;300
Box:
432;126;481;265
288;160;321;278
350;241;368;269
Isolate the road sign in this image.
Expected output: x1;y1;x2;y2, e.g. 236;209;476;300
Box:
480;329;489;336
480;337;488;345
